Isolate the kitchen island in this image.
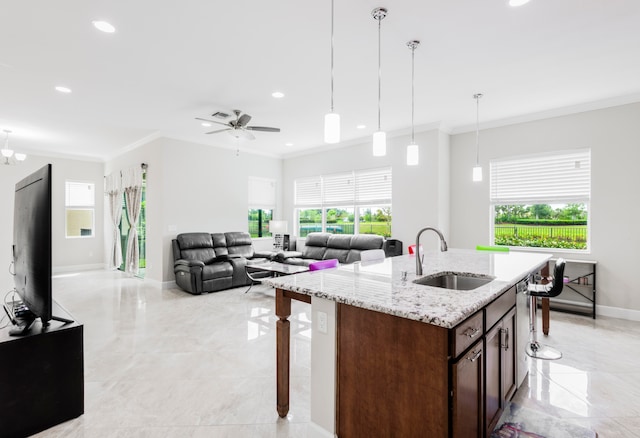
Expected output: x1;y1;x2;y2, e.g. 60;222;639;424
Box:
266;249;550;438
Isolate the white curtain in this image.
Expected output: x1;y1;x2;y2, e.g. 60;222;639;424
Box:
104;173;123;269
121;166;143;275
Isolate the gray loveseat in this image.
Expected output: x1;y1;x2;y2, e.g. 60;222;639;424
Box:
172;231;273;294
279;232;385;266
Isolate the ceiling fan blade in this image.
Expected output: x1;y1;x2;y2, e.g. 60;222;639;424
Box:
195;117;230;127
246;126;280;132
238;114;252;127
205;128;232;135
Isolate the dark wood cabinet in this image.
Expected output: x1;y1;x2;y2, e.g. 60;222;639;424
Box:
451;339;484;438
484;306;517;436
336;286;521;438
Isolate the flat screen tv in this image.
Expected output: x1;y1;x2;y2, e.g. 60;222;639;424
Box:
4;164;71;336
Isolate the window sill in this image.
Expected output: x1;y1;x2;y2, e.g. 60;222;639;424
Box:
507;246;591;255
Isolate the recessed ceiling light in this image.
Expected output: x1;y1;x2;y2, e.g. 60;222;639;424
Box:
285;142;294;147
201;122;212;127
92;20;116;33
55;86;72;93
508;0;531;6
356;124;366;129
272;91;285;99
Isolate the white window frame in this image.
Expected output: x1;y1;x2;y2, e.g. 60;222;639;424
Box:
65;180;96;239
293;167;392;237
489;149;591;252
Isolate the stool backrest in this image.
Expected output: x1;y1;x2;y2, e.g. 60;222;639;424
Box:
547;258;566;297
360;249;386;262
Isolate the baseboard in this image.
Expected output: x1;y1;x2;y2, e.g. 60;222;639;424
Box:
161;280;177;290
596;304;640;322
53;263;106;274
308;422;336;438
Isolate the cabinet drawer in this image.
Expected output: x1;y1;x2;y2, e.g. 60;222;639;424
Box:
451;311;484;358
486;287;516;331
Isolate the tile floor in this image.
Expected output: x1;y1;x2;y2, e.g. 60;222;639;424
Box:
21;270;640;437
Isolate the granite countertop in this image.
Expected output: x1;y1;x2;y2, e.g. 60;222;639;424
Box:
265;249;551;329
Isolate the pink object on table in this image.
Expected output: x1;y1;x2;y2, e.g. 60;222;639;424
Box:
308;259;339;271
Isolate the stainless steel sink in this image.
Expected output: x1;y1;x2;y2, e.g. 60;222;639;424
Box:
413;272;495;290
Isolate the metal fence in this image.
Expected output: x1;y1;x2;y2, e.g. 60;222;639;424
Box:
494;225;587;242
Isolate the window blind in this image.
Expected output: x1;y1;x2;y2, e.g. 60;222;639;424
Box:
356;167;392;203
248;177;276;208
294;167;392;206
490;150;591;204
294;176;322;206
66;182;95;207
323;172;355;205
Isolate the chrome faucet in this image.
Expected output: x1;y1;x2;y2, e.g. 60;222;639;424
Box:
415;227;448;276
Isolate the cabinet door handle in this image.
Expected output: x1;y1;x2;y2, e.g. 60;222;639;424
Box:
464;327;481;339
468;350;482;362
500;328;509;351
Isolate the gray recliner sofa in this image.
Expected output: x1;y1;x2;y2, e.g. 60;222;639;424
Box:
279;232;385;266
172;231;273;294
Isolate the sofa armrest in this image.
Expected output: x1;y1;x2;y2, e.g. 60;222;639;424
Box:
272;251;303;262
175;259;205;269
254;250;276;259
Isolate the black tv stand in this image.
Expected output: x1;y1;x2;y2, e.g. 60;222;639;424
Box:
51;314;74;324
0;300;83;437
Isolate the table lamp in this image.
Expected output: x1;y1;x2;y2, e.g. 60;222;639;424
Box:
269;220;289;250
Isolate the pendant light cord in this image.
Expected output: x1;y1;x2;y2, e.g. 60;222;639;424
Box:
475;94;482;165
377;16;382;131
411;45;415;143
330;0;334;113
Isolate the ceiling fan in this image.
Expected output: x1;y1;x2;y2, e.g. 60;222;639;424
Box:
196;109;280;140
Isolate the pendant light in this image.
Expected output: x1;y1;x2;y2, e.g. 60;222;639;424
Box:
324;0;340;144
406;40;420;166
372;7;387;157
472;93;483;182
2;130;27;165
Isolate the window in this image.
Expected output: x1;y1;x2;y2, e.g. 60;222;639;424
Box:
248;177;276;238
490;150;591;250
294;167;392;237
65;181;95;238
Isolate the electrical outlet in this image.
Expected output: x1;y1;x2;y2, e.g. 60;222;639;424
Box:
317;311;328;334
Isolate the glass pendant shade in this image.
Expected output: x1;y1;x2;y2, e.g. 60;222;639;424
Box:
473;165;483;182
406;143;419;166
324;112;340;144
373;131;386;156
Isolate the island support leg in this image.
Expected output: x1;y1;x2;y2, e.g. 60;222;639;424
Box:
276;288;291;418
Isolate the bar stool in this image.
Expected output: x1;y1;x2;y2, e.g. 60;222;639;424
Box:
525;258;565;360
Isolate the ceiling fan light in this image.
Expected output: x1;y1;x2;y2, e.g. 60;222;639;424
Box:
373;131;386;157
324;112;340;144
1;148;14;158
14;153;26;161
473;165;483;182
407;143;419;166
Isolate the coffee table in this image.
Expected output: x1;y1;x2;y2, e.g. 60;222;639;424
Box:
244;261;309;293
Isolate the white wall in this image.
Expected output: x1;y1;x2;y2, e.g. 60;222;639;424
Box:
450;102;640;313
106;137;283;283
1;155;105;292
282;129;450;253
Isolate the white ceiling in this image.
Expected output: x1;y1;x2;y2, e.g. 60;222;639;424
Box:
1;0;639;161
